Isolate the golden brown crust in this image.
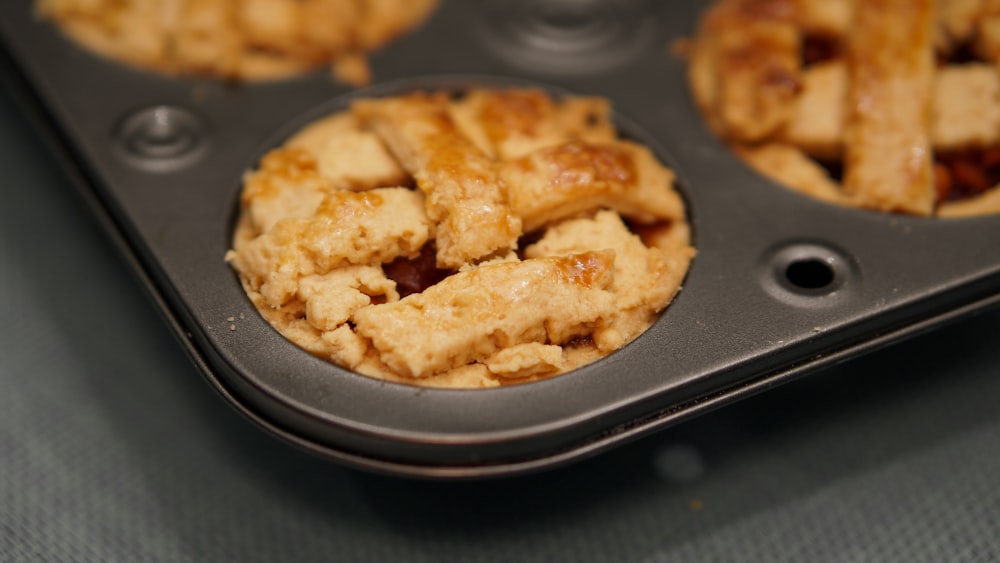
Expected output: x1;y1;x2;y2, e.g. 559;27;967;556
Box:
932;64;1000;151
500;140;685;232
842;0;936;215
690;0;803;142
687;0;1000;217
283;113;411;192
353;251;619;379
36;0;438;84
353;93;523;269
938;183;1000;216
779;61;847;160
525;210;695;351
449;89;617;160
227;88;694;388
736;143;851;205
230;187;432;308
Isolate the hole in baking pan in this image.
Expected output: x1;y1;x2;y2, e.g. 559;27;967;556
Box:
224;76;696;390
35;0;439;86
477;0;656;74
680;0;1000;219
761;241;856;305
785;259;835;291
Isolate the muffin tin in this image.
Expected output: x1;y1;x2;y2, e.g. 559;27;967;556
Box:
2;0;998;478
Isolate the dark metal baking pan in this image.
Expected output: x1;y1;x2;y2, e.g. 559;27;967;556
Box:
2;0;998;478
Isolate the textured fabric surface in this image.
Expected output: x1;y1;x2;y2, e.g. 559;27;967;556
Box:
2;85;1000;562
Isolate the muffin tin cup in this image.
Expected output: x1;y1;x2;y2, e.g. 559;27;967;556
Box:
3;0;999;478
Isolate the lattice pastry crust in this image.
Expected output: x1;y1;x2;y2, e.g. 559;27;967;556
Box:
226;89;695;388
687;0;1000;217
36;0;438;84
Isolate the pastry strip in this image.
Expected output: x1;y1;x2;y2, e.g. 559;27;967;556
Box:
449;89;616;160
842;0;936;215
500;141;685;232
229;187;432;307
691;0;803;142
526;210;694;350
354;93;522;269
352;251;619;379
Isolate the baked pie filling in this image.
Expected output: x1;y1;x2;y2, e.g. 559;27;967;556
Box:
36;0;438;84
687;0;1000;217
226;89;694;388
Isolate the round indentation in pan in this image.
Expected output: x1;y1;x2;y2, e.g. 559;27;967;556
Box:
477;0;656;74
224;75;695;390
112;105;210;173
759;240;858;308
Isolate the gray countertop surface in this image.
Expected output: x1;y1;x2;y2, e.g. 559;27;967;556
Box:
2;80;1000;562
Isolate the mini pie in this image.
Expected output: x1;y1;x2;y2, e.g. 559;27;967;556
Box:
687;0;1000;217
226;89;695;388
36;0;438;84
